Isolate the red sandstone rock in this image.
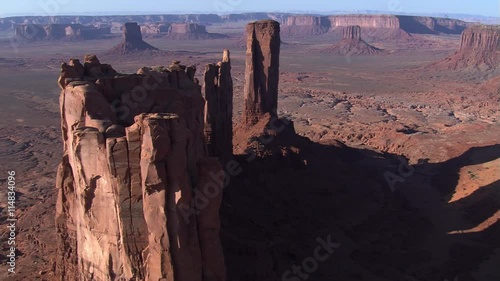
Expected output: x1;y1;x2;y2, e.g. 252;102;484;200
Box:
15;24;47;41
15;23;110;41
344;25;362;40
280;15;471;38
64;24;111;40
323;25;382;55
243;20;281;126
431;25;500;71
110;22;159;54
203;50;234;163
141;23;172;34
56;55;225;281
141;22;227;40
281;15;330;37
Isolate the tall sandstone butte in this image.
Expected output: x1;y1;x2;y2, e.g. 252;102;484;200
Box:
323;25;381;55
110;22;158;54
344;25;362;40
433;25;500;70
55;55;226;281
243;20;281;126
203;50;234;163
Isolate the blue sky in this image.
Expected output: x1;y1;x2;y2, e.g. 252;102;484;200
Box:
1;0;498;17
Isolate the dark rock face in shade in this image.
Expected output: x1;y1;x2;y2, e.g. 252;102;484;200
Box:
110;22;159;54
203;49;234;163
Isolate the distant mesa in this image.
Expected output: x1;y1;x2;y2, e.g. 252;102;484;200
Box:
110;22;159;54
14;23;111;41
431;25;500;71
322;25;382;55
281;15;331;37
280;14;472;39
141;22;227;39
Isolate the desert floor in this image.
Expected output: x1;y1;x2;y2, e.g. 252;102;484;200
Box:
0;25;499;280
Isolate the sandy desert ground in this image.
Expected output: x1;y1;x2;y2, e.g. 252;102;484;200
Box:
0;21;499;281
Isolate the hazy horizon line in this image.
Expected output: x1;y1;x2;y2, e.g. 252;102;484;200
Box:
1;10;499;20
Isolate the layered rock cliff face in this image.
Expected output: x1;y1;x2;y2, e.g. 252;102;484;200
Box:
15;23;110;41
203;50;234;163
243;20;281;126
65;24;111;40
141;23;172;34
43;24;67;39
328;15;401;29
141;23;226;39
432;25;500;70
344;25;361;40
15;24;47;41
281;15;330;37
398;16;469;34
323;25;382;55
280;15;471;38
56;55;227;281
110;22;158;54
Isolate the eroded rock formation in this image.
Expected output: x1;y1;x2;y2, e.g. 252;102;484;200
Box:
110;22;158;54
141;22;226;39
169;23;225;39
281;15;330;37
243;20;281;126
432;25;500;71
203;50;233;163
344;25;361;40
56;55;226;281
15;23;110;41
280;15;471;38
65;24;111;40
323;25;382;55
141;23;172;34
15;24;47;41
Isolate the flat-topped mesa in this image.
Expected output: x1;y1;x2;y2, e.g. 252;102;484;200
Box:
141;22;227;39
243;20;281;126
280;14;471;38
15;24;47;41
141;23;171;34
432;25;500;71
14;24;66;41
343;25;362;40
459;25;500;53
64;24;111;40
15;23;111;41
171;23;207;34
55;55;226;281
110;22;158;53
281;15;330;37
203;50;234;163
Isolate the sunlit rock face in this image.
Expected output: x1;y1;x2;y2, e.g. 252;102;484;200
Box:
55;55;227;281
